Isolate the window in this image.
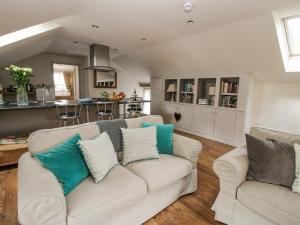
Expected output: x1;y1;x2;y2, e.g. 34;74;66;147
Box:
143;88;151;115
284;16;300;57
52;63;79;100
53;71;70;97
274;13;300;72
0;22;61;48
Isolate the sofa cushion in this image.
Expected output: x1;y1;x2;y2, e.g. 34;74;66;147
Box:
121;126;159;166
125;115;164;128
126;154;192;192
237;181;300;225
34;134;90;196
66;165;147;224
245;134;295;187
78;132;118;183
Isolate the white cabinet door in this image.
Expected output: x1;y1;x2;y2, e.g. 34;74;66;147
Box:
192;106;215;136
234;111;246;146
151;78;164;115
176;104;193;130
214;108;236;142
162;102;176;124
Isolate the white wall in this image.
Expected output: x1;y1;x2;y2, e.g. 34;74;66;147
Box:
253;82;300;134
0;53;87;97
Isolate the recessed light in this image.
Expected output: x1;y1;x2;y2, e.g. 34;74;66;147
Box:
113;48;119;51
187;20;194;24
91;24;100;29
73;41;79;44
141;38;146;41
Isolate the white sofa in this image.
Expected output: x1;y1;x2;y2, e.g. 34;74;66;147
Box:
18;115;202;225
212;127;300;225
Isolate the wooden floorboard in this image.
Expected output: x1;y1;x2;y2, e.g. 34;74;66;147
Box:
0;130;234;225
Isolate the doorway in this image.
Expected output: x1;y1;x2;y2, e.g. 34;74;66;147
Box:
52;63;79;100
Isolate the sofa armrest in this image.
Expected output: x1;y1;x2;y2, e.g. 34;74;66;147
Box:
212;146;249;225
18;152;67;225
173;133;202;168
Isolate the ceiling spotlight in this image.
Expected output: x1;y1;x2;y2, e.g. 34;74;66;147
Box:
187;20;194;24
141;38;146;41
91;24;100;29
113;48;119;51
184;0;193;13
73;41;79;44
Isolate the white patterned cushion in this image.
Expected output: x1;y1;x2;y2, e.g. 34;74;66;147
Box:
121;126;159;165
292;143;300;193
79;132;118;183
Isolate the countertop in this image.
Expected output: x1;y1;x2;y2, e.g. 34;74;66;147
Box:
0;99;151;110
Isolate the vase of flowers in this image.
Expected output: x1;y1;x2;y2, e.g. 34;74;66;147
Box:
5;65;33;106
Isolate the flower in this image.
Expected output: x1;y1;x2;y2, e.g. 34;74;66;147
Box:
5;64;33;86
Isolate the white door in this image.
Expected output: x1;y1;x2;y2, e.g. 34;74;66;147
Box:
214;108;236;142
192;106;215;136
151;78;164;115
176;104;193;130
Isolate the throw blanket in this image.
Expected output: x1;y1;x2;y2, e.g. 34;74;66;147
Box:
96;119;127;161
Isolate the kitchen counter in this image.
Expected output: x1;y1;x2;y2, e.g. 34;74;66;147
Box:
0;101;57;110
0;98;151;137
0;99;150;110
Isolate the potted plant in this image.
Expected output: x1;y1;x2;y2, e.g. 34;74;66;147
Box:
5;65;33;106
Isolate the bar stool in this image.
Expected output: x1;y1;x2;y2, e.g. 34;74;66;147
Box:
127;97;144;118
96;101;116;120
56;103;82;127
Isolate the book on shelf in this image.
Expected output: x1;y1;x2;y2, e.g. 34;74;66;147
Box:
221;95;237;108
221;82;239;94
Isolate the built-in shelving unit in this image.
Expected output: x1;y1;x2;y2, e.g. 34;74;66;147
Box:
164;79;177;102
196;78;216;106
218;77;239;108
179;79;195;104
153;74;251;146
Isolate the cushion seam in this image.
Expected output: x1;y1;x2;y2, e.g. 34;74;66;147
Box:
238;186;300;220
68;180;146;218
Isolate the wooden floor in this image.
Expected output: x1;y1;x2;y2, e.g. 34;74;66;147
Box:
0;131;234;225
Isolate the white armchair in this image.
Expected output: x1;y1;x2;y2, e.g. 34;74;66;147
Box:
212;146;249;225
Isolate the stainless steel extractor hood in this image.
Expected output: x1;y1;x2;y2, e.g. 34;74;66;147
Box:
86;44;116;72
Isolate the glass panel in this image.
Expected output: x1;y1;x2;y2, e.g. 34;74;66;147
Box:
143;88;151;115
286;16;300;56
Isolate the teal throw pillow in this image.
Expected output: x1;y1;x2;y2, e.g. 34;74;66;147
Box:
34;134;90;196
142;122;174;155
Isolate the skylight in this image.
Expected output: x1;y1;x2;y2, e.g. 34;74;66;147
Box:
274;12;300;72
284;16;300;57
0;22;61;48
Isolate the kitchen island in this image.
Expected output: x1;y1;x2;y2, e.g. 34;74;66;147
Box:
0;99;150;137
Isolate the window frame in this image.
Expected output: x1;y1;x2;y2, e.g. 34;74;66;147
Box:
283;15;300;58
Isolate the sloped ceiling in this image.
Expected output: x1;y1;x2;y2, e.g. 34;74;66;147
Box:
1;0;300;82
128;13;300;82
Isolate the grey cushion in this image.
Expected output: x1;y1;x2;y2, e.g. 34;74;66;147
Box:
96;119;127;153
245;134;295;187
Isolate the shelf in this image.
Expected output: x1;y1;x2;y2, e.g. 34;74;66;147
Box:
165;79;178;102
221;93;238;96
219;77;239;108
179;78;195;104
180;92;194;94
